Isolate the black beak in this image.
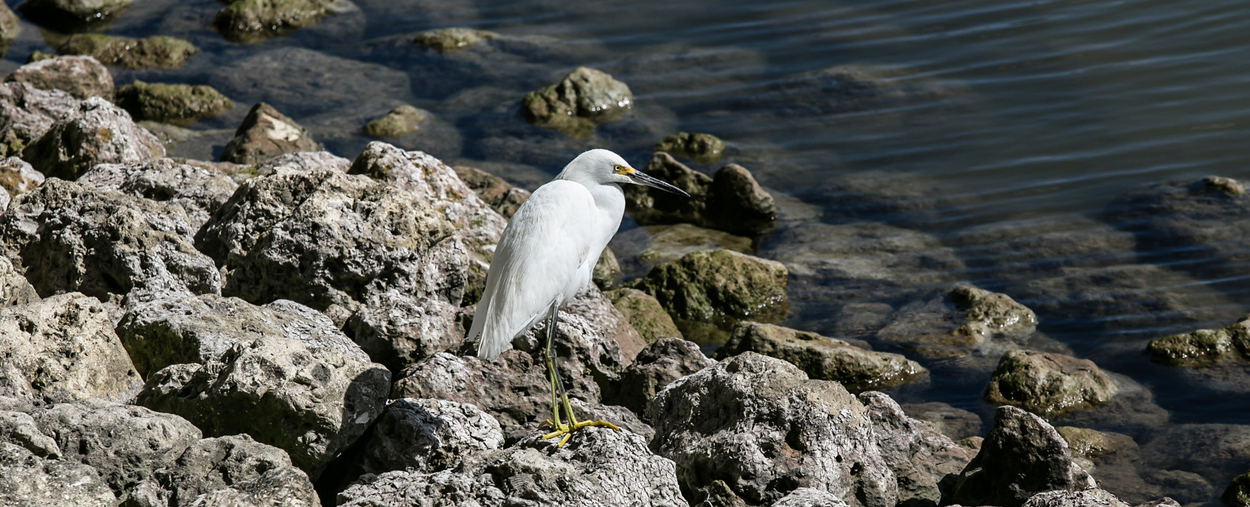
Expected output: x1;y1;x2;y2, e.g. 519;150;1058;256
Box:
629;170;690;197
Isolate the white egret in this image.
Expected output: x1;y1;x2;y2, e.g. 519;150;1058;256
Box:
468;148;689;446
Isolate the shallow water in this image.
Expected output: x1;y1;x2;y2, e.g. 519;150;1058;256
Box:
5;0;1250;502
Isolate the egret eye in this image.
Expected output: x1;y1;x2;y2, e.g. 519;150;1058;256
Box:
612;164;634;175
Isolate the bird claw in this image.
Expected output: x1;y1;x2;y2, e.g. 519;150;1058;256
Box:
540;419;621;447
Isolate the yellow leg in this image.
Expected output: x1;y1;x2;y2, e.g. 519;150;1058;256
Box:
537;305;619;447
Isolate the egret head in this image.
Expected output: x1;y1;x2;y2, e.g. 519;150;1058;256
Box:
559;149;690;196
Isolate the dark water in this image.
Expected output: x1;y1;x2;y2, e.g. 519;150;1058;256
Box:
5;0;1250;502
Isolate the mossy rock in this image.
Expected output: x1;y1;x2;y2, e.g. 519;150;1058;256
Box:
607;288;682;344
362;105;427;138
655;132;724;164
1055;426;1111;460
115;81;233;127
413;27;497;53
985;350;1118;417
59;34;196;69
521;67;633;138
1146;315;1250;368
213;0;331;44
633;249;788;336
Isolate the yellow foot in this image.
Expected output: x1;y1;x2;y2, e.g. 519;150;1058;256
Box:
540;419;622;447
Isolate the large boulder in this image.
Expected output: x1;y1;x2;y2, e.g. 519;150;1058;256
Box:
521;66;633;137
717;322;925;393
56;34;196;69
612;337;713;419
952;406;1096;507
78;158;239;232
0;293;143;403
2;55;112;100
648;352;897;507
624;152;776;236
859;392;976;507
113;81;233;127
213;0;336;44
985;350;1119;417
218;102;320;165
22;97;165;180
0;442;117;506
0;178;220;300
344;289;464;373
0;82;79;158
1146;314;1250;368
210;47;412;118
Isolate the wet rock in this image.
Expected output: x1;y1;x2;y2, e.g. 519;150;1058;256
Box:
22;97;165;180
344;289;462;373
0;293;143;403
136;312;392;477
859;392;976;507
900;402;982;442
57;34;196;70
655;132;725;164
0;257;39;307
649;352;897;507
451;164;530;218
213;0;335;43
1047;372;1168;435
0;156;44;198
875;285;1049;360
338;428;685;507
985;350;1119;417
113;81;232;127
1054;427;1157;505
633;249;788;342
612;338;712;419
718;322;925;393
0;82;79;158
1140;424;1250;496
17;0;130;30
521;66;633;138
359;398;503;474
211;47;411;118
509;285;646;384
78;158;238;232
219;102;319;165
607;287;682;344
946;214;1139;283
1146;314;1250;368
611;222;753;279
623;152;776;236
362;104;427;138
413;27;497;53
1205;175;1245;196
0;178;219;299
951;406;1095;507
1144;470;1213;505
1226;471;1250;507
1023;489;1130;507
730;65;957;119
3;55;112;100
157;434;319;507
0;442;117;506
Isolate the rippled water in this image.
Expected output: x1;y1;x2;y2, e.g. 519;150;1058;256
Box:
5;0;1250;502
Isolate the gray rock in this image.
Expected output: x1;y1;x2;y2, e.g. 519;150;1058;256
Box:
0;178;220;299
606;287;683;344
951;406;1096;507
360;398;503;474
0;156;45;197
1023;489;1130;507
136;316;391;478
195;167;466;322
859;392;976;507
157;434;319;507
521;66;633;138
0;442;117;507
510;285;646;376
0;256;39;307
771;488;852;507
344;289;463;373
219;102;320;165
0;293;142;403
413;27;497;53
649;352;897;507
22;96;164;180
0;82;79;158
338;427;686;507
213;0;335;44
210;47;412;118
113;81;233;127
255;150;351;175
0;409;60;458
79;158;239;232
900;402;982;442
451;164;530;218
985;350;1119;417
612;338;713;419
362;104;428;137
623;152;776;236
593;246;621;289
3;55;112;100
718;322;925;393
16;0;131;29
56;34;196;70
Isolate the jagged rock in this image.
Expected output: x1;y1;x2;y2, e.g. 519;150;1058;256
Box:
255;150;352;175
57;34;196;69
952;406;1096;507
136;309;391;478
195;166;466;323
0;82;79;158
718;322;925;393
1226;470;1250;507
337;428;686;507
859;392;977;507
623;152;775;236
362;104;428;138
521;66;633;138
3;55;112;100
79;158;238;232
0;156;45;198
210;47;412;118
16;0;131;29
113;81;232;127
219;103;320;165
770;488;850;507
451;164;530;218
649;352;897;507
213;0;335;44
157;434;319;507
1023;489;1130;507
0;257;38;307
0;407;60;458
612;338;712;419
0;442;117;506
900;402;982;442
877;285;1042;358
985;350;1119;417
0;178;219;299
655;132;725;164
606;287;682;344
344;289;463;373
359;398;503;475
413;27;497;53
22;97;164;180
0;293;143;403
1146;314;1250;368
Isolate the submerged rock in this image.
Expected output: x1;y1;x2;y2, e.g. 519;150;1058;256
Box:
451;164;530;218
521;66;633;138
22;97;165;180
0;293;143;403
718;322;925;393
624;152;776;236
900;402;982;442
362;104;428;137
57;34;196;69
113;81;233;127
79;158;238;232
654;132;725;164
985;350;1119;417
612;338;712;419
859;392;976;507
210;47;412;118
606;287;682;344
413;27;497;53
3;55;112;100
875;285;1047;360
213;0;335;43
17;0;131;30
649;352;897;507
219;102;320;164
1146;314;1250;368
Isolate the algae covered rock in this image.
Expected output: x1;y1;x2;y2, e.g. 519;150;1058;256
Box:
718;321;925;393
655;132;725;164
521;66;633;137
1146;314;1250;368
1227;470;1250;507
362;104;428;137
985;350;1119;417
219;102;320;164
213;0;336;44
413;27;497;53
21;96;165;180
633;248;788;338
624;152;776;236
607;287;682;344
114;81;233;127
3;55;112;100
57;34;196;69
